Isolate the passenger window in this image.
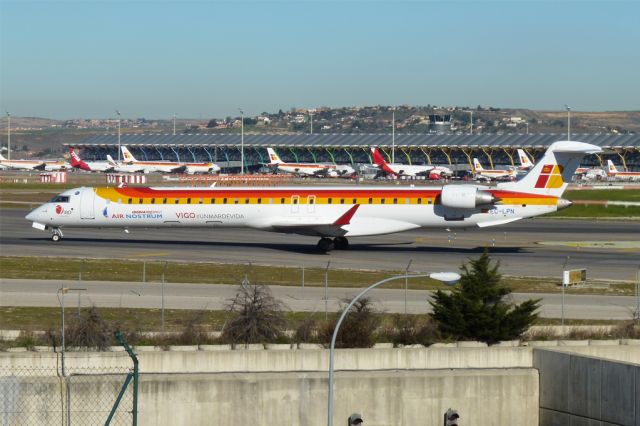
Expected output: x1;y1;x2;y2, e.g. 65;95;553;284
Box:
293;198;298;205
223;198;228;204
393;198;397;204
328;198;333;204
352;198;357;204
281;198;285;204
308;197;314;205
211;198;216;204
428;199;433;205
138;198;143;204
368;198;373;204
151;198;156;204
128;198;132;204
187;198;191;204
417;198;422;204
199;198;203;204
258;198;262;204
234;198;239;204
405;198;410;204
175;199;179;204
340;198;344;204
163;198;167;204
269;198;273;204
381;198;385;204
245;198;249;204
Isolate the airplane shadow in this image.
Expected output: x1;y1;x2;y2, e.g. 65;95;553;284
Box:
24;236;530;256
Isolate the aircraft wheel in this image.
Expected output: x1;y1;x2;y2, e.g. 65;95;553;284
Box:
317;237;334;253
51;234;61;242
333;237;349;250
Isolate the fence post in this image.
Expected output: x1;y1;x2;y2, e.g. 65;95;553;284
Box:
105;331;138;426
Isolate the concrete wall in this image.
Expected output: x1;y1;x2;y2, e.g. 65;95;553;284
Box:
534;348;640;426
140;369;539;426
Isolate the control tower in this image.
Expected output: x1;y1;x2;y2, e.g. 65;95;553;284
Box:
428;114;452;134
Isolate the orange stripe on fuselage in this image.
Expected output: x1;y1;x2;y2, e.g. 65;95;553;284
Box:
94;187;558;206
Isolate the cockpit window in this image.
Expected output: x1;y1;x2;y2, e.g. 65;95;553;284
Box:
50;196;70;203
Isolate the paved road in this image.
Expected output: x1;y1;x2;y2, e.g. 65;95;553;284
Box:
2;207;638;281
1;278;638;320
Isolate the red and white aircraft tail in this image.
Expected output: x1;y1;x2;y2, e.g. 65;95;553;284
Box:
517;149;534;170
267;148;284;165
69;148;90;171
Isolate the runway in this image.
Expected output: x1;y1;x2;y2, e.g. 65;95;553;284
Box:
1;207;639;281
1;278;637;320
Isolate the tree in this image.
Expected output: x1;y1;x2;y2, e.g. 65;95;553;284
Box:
430;251;540;344
206;119;217;128
320;297;380;348
221;283;288;345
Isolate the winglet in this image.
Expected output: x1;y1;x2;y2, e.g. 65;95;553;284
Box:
333;204;359;226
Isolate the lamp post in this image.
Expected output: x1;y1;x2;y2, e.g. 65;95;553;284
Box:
469;110;473;135
239;108;244;175
561;256;570;328
57;287;87;376
525;122;529;135
173;113;176;136
391;107;395;164
6;111;10;161
567;105;571;141
116;110;121;162
327;272;460;426
310;109;314;135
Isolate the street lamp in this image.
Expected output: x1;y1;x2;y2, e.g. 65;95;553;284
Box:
239;108;244;175
326;272;461;426
468;110;473;135
391;107;395;164
310;108;315;135
57;287;87;376
173;113;177;136
116;110;122;162
567;105;571;141
6;111;10;161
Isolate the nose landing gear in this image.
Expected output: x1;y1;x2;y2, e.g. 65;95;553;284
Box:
51;228;63;242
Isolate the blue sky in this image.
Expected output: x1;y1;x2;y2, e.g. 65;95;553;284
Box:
1;0;638;119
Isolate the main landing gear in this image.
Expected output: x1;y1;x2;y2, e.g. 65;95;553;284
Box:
317;236;349;253
51;228;63;242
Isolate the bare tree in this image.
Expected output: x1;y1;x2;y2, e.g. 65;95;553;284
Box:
221;283;288;345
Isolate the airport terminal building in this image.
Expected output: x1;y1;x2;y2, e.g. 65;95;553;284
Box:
69;133;640;172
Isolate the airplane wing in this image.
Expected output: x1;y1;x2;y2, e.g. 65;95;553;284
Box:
170;165;188;174
267;205;359;237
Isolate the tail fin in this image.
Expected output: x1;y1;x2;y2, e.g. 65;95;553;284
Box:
0;153;5;161
266;148;284;164
121;146;137;162
473;158;484;171
498;141;602;196
370;147;396;175
607;159;618;175
107;154;117;165
517;149;534;169
69;148;90;171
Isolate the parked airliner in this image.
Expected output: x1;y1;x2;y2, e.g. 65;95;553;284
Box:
69;149;114;172
0;153;69;171
472;158;516;181
26;141;600;252
371;148;452;179
266;148;355;178
606;160;640;181
121;146;220;174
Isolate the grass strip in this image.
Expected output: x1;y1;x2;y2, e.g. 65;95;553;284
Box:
0;256;635;294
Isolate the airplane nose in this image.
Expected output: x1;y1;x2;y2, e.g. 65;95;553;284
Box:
25;210;36;221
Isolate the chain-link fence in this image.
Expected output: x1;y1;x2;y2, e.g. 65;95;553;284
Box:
1;351;134;426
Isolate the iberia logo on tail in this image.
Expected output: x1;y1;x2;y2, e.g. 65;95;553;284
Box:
534;165;564;189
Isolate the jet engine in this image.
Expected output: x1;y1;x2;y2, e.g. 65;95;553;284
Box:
440;185;498;209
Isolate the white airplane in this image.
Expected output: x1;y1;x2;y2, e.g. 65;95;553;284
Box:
371;148;452;179
606;160;640;181
266;148;355;178
26;141;599;251
121;146;220;174
105;155;146;174
472;158;516;181
0;153;69;171
516;149;534;170
69;148;114;173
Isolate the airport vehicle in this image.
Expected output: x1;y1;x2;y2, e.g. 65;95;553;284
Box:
516;149;534;170
606;160;640;181
266;148;355;178
69;148;114;172
472;158;516;181
26;141;600;251
121;146;220;174
0;153;68;171
371;148;452;179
